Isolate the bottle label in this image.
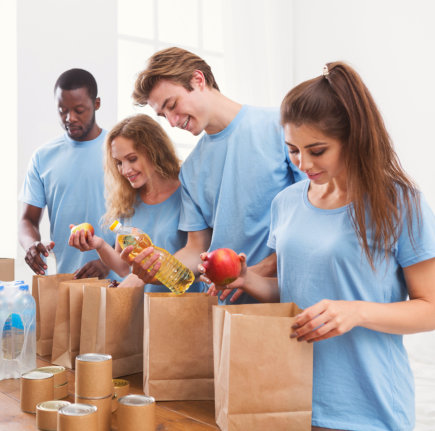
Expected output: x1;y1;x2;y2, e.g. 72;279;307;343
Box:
2;313;24;359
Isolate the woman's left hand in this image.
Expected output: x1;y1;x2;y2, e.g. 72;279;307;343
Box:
291;299;362;342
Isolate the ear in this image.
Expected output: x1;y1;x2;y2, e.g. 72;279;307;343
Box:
94;97;101;111
190;70;206;90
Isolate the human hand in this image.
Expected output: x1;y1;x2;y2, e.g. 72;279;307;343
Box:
24;240;55;275
126;246;161;284
199;253;247;302
290;299;362;342
74;259;110;279
68;224;104;251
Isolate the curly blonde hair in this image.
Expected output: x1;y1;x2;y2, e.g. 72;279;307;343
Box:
102;114;180;225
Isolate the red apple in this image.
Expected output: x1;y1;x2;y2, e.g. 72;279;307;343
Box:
202;248;242;285
70;222;94;238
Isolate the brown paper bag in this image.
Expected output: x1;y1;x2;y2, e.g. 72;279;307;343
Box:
143;293;218;401
51;279;108;368
80;285;144;378
213;303;313;431
32;274;75;356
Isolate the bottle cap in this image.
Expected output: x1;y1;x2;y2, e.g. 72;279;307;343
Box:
19;284;30;291
109;220;120;232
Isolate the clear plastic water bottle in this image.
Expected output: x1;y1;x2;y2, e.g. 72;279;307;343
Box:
0;282;36;380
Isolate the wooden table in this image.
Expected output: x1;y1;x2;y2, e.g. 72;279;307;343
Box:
0;357;219;431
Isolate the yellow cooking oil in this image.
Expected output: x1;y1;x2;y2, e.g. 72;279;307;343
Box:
110;220;194;294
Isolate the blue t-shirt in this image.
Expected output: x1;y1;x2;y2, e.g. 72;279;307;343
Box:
19;131;118;279
179;105;304;304
122;187;205;293
268;179;435;431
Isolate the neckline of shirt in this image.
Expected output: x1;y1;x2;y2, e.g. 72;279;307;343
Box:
206;105;248;141
64;129;106;145
302;179;350;214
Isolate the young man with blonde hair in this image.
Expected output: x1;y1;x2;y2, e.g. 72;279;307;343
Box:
126;47;303;304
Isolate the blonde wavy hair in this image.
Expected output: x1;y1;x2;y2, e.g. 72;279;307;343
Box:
102;114;180;225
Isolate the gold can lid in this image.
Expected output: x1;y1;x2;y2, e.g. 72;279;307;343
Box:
113;379;129;388
35;365;66;375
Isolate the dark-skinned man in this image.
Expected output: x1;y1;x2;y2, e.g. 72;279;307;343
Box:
19;68;118;280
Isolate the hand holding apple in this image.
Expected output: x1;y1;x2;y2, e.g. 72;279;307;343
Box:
201;248;242;285
69;222;103;251
70;222;94;238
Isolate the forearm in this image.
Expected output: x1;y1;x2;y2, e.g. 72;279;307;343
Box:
96;242;130;277
174;228;212;279
250;253;277;277
357;298;435;335
18;219;41;250
174;246;203;278
239;269;280;303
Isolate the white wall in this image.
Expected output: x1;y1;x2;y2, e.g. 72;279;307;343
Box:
291;0;435;208
15;0;118;282
0;0;17;259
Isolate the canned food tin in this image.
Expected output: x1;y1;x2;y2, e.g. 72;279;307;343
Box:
20;371;54;414
75;353;112;398
36;400;71;431
76;394;112;431
111;379;130;412
117;394;155;431
57;403;98;431
34;365;67;387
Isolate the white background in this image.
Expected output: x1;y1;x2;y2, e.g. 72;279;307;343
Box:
1;0;434;429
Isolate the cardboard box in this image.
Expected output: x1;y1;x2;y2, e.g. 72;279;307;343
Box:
0;258;15;281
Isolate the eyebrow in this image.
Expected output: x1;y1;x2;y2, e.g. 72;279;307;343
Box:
285;141;327;148
160;97;171;112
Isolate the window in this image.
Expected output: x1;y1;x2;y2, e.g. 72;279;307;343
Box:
117;0;224;160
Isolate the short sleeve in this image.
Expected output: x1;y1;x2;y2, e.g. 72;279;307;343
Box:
19;152;46;208
396;192;435;268
178;180;208;232
267;196;279;251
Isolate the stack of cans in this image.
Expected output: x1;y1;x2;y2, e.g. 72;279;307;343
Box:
74;353;113;431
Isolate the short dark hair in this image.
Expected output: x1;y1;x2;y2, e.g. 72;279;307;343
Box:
54;68;98;100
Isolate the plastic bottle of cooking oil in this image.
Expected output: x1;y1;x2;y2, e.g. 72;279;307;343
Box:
109;220;194;294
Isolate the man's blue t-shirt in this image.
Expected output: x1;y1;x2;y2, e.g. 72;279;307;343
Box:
122;187;205;293
20;131;118;279
268;179;435;430
179;105;304;304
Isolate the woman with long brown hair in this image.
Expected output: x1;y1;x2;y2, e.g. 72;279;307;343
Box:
69;113;204;292
203;62;435;429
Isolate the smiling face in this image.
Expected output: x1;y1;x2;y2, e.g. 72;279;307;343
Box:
110;136;156;189
147;74;210;136
284;123;347;185
55;87;100;141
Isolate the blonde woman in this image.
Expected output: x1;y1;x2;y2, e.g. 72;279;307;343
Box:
69;113;204;292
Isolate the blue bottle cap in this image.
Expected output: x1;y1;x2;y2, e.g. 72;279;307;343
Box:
19;284;30;291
